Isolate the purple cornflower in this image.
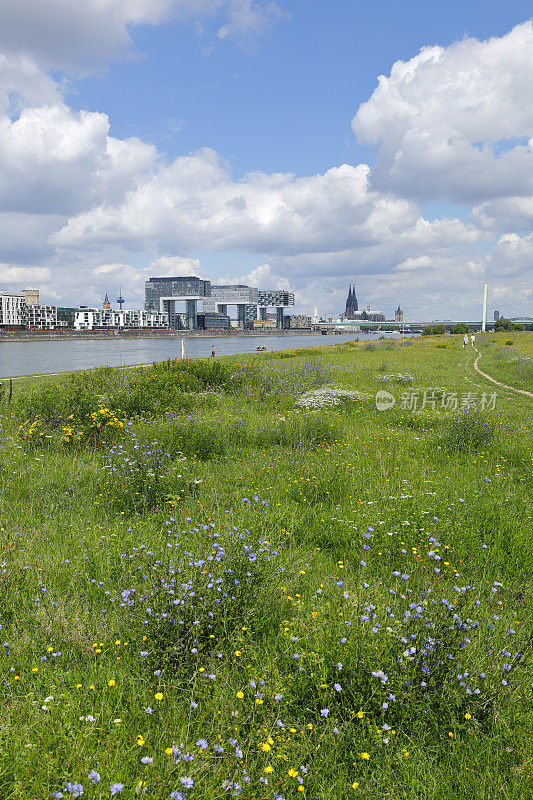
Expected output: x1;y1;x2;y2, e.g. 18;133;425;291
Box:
110;784;124;795
87;771;100;784
64;784;84;798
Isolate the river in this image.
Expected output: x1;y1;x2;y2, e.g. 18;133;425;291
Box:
0;332;416;378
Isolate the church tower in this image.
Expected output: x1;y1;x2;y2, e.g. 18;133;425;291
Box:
345;285;359;319
103;292;111;311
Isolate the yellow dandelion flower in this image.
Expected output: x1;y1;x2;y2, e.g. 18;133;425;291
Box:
154;692;163;701
352;782;359;789
288;768;298;778
260;743;271;752
465;713;472;720
236;691;244;699
136;735;145;746
357;710;364;719
264;766;274;774
108;679;116;687
361;752;370;760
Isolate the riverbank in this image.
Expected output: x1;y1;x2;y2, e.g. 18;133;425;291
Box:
1;332;531;799
0;327;326;342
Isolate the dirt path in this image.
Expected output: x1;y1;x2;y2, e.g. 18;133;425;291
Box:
472;347;533;398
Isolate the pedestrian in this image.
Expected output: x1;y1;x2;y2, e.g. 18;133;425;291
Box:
470;333;475;348
463;334;468;348
211;346;215;357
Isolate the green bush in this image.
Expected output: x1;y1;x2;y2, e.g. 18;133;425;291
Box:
440;412;496;451
495;318;523;332
100;435;200;514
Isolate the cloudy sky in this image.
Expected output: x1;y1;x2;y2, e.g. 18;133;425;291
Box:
0;0;532;320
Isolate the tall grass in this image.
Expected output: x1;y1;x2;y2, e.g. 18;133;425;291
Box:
0;332;531;800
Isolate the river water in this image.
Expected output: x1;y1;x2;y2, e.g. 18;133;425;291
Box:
0;332;415;378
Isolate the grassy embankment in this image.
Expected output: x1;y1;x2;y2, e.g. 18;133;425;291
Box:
0;332;531;800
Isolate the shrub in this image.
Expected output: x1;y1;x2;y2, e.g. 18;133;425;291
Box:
111;527;282;677
0;379;13;404
440;412;496;452
495;318;523;332
100;433;200;513
258;358;338;396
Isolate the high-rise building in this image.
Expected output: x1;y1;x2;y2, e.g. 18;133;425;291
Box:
145;276;211;329
494;310;500;321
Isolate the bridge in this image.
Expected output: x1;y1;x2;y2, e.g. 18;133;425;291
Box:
317;318;532;334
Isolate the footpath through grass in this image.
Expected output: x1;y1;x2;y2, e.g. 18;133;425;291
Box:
0;332;532;800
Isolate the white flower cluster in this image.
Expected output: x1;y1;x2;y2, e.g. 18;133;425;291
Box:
506;355;530;363
295;385;370;409
377;372;413;384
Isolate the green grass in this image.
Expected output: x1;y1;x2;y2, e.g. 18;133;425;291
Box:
0;333;531;800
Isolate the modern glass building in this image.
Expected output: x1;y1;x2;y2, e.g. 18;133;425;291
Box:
145;276;211;329
145;277;295;329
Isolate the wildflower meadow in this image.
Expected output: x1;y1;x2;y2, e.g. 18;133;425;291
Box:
0;332;531;800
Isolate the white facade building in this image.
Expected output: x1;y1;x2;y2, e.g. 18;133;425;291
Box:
26;305;58;329
74;308;168;329
0;291;27;326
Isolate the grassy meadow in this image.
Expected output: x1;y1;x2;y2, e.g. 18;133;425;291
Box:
0;332;531;800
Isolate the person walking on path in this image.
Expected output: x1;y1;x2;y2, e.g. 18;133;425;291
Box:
463;334;468;348
211;346;216;357
470;333;476;348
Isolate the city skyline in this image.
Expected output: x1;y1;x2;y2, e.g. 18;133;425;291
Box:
0;2;532;320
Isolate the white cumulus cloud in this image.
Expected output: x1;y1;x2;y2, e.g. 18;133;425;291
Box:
353;21;533;204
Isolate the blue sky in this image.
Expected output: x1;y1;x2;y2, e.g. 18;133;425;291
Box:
0;0;532;320
73;0;532;177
